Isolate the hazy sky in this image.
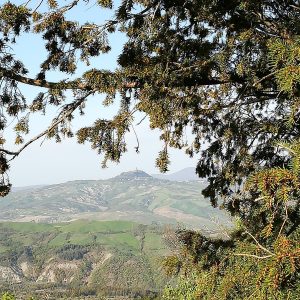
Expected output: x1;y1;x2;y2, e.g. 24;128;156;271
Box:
5;1;198;186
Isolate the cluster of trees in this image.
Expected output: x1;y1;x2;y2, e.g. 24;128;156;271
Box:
0;0;300;299
56;244;89;261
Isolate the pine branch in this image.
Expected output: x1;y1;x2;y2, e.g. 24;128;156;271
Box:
0;67;90;90
0;66;247;91
3;91;93;161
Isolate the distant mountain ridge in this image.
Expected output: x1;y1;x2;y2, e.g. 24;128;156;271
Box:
1;169;230;232
12;168;201;190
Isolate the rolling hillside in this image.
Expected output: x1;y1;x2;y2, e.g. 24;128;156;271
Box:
0;170;230;232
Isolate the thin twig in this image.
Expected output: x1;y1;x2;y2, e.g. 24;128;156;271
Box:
131;124;140;153
277;204;289;238
234;253;273;259
136;114;147;126
245;230;274;255
23;0;32;7
33;0;44;13
253;71;278;87
289;4;300;10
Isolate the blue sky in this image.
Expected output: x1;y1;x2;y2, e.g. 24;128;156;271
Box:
5;1;198;186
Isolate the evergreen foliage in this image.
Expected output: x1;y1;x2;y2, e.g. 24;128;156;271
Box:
161;25;300;294
162;142;300;299
158;4;300;293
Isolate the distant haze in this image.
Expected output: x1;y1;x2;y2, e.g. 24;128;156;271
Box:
152;167;203;182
